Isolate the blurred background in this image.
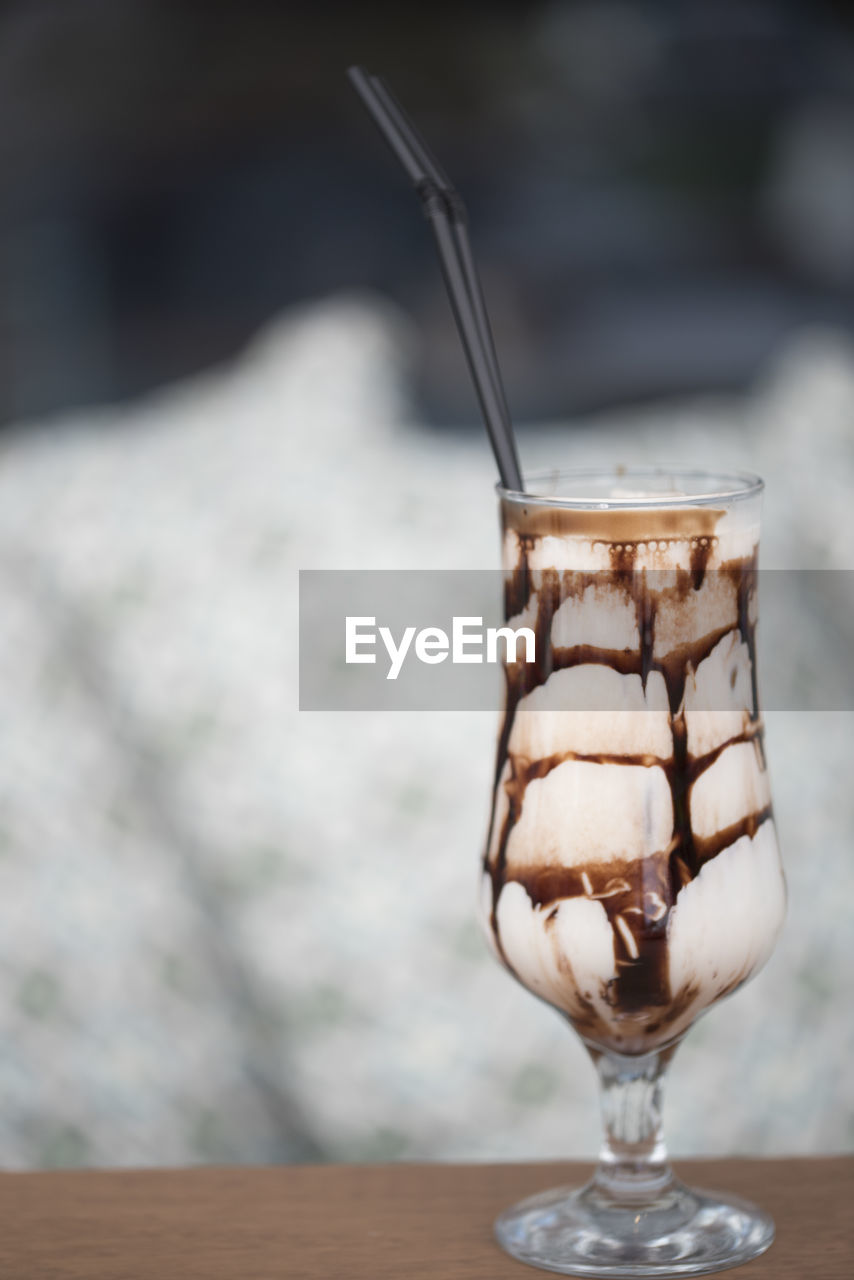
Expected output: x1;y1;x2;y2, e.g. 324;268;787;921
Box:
0;0;853;1168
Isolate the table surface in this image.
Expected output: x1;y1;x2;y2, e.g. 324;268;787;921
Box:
0;1158;850;1279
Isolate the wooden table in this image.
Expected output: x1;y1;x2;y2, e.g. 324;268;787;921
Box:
0;1158;849;1278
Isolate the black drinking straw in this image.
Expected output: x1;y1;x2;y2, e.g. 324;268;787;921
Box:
347;65;524;493
367;75;512;429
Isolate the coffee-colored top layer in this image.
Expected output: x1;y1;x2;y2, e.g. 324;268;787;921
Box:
501;499;724;543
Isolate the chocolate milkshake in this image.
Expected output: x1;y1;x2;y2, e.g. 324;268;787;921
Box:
480;470;786;1055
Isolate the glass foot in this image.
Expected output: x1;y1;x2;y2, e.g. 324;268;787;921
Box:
494;1176;775;1277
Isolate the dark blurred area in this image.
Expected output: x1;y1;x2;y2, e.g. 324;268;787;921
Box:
1;0;853;426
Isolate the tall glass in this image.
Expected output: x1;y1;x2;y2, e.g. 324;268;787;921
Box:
480;468;786;1276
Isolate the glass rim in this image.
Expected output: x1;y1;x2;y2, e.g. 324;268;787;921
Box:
497;466;764;510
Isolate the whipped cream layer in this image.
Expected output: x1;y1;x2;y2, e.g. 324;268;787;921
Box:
482;497;785;1053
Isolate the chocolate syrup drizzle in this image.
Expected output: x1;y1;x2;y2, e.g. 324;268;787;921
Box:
483;510;772;1050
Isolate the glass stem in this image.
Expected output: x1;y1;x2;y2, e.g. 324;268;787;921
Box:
586;1040;681;1200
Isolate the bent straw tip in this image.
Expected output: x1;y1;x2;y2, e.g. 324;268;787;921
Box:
344;65;524;492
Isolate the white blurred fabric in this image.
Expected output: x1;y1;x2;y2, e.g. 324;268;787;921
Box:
0;293;851;1167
